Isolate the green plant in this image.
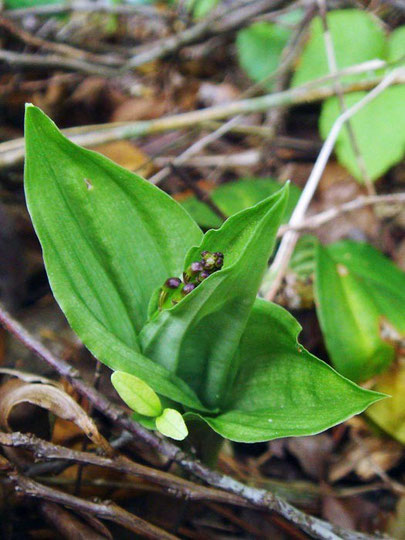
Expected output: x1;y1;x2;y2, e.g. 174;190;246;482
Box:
180;177;301;229
4;0;62;9
315;240;405;383
24;105;383;449
236;10;303;90
292;9;405;182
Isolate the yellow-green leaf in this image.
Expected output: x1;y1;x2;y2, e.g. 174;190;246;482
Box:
155;408;188;441
111;371;162;417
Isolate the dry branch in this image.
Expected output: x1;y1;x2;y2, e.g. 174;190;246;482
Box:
264;69;401;301
0;63;399;169
0;303;382;540
0;16;121;66
0;431;244;506
278;193;405;235
3;1;160;18
124;0;286;70
9;474;178;539
0;49;120;77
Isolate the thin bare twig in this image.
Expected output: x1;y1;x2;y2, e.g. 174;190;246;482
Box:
124;0;285;70
155;150;262;170
263;68;402;301
149;5;315;193
0;61;395;170
0;49;120;77
169;164;227;220
277;193;405;235
0;16;121;66
317;0;375;194
266;3;316;128
3;1;160;18
0;303;381;540
0;431;244;506
9;474;178;539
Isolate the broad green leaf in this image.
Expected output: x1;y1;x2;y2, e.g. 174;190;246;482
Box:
319;88;405;182
188;0;219;18
292;10;385;87
24;105;210;412
388;26;405;64
367;362;405;444
180;178;300;229
236;22;292;89
315;241;405;382
111;371;162;417
155;408;188;440
187;299;384;442
24;105;202;339
140;186;289;409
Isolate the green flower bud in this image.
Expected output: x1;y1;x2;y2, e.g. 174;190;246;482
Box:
203;256;216;270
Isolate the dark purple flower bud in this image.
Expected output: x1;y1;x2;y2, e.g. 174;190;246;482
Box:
201;250;210;257
190;261;204;273
182;283;196;295
165;277;181;289
215;257;224;269
198;270;210;281
213;252;223;258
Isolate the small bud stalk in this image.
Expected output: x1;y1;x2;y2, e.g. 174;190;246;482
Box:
158;250;224;311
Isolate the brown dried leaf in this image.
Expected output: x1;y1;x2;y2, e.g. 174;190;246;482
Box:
0;379;112;455
110;96;167;122
329;435;402;482
0;368;59;385
287;434;334;480
93;140;153;177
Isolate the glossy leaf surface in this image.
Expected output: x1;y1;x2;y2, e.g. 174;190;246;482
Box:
111;371;162;417
155;408;188;440
25;105;202;338
187;299;384;442
24;105;208;411
141;187;288;408
180;178;300;229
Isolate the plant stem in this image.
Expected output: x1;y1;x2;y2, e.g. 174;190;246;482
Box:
186;417;224;468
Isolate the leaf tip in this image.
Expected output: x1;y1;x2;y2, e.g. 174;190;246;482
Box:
155;408;188;441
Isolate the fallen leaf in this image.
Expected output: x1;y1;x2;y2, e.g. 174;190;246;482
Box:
367;358;405;444
93;140;153;177
287;434;334;480
0;379;112;455
110;96;167;122
329;434;402;482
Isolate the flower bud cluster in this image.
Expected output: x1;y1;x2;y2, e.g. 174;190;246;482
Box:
159;251;224;310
